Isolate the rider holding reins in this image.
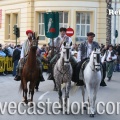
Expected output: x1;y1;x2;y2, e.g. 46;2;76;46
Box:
14;30;45;82
48;27;77;80
75;32;107;86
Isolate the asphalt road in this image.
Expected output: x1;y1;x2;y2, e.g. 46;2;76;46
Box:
0;72;120;120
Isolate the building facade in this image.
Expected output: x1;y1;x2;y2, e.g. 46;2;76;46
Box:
0;0;120;45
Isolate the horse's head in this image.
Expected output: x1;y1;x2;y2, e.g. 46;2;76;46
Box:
61;41;72;65
30;35;39;51
91;48;101;71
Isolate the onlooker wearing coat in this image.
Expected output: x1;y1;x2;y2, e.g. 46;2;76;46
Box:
12;45;21;76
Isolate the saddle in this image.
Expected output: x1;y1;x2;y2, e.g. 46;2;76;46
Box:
79;59;104;81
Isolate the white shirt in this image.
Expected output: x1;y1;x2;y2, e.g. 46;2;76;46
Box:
77;51;81;62
87;43;92;58
77;42;92;62
49;35;72;49
60;36;72;50
20;39;30;59
101;50;117;63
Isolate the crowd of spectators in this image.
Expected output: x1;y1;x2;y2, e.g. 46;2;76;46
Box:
0;42;120;76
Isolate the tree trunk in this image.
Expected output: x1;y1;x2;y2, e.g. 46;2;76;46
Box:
106;1;112;46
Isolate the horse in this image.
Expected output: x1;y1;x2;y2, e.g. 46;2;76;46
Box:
81;48;102;117
54;41;73;113
19;36;40;106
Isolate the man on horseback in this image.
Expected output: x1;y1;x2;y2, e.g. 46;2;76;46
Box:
75;32;107;86
14;30;45;82
48;27;77;80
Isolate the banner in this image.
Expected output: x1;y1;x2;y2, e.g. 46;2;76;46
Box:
44;12;59;38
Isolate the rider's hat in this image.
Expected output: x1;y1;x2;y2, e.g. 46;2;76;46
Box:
26;30;33;35
87;32;95;37
108;44;113;48
60;27;67;32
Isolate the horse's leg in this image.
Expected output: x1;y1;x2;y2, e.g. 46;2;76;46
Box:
29;82;35;107
81;86;87;110
35;80;40;92
64;81;71;114
92;84;99;115
58;85;63;111
22;90;25;102
23;78;28;104
28;84;30;99
53;79;57;91
21;80;25;102
86;84;94;117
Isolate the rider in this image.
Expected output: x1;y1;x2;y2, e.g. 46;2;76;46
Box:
14;30;45;82
75;32;107;86
48;27;77;80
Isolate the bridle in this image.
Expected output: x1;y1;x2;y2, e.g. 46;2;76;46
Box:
63;47;71;64
29;39;38;49
90;52;101;72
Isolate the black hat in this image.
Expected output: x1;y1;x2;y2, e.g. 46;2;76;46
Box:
16;45;20;47
60;27;67;32
108;44;113;48
87;32;95;37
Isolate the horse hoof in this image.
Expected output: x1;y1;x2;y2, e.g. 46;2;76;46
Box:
65;111;70;115
90;114;94;117
83;106;87;110
30;103;34;107
59;108;63;111
36;89;38;92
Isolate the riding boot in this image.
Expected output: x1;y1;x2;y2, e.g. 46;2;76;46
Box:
47;73;54;80
100;79;107;86
14;68;22;81
75;61;84;86
39;75;45;82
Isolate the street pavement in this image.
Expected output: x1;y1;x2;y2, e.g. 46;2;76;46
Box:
0;72;120;120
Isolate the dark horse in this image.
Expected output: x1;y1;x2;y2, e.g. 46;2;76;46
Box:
20;36;40;106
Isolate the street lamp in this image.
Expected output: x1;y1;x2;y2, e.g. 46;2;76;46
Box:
106;0;112;46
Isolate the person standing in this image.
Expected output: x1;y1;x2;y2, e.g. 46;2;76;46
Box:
102;45;117;81
0;44;6;76
12;45;21;76
0;44;6;57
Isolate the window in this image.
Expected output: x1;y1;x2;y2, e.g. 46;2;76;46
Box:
59;12;68;28
38;13;45;40
76;12;90;42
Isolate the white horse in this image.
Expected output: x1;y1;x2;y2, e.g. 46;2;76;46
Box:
82;48;102;117
54;41;73;113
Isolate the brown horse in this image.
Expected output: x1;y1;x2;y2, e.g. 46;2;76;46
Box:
20;36;40;106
